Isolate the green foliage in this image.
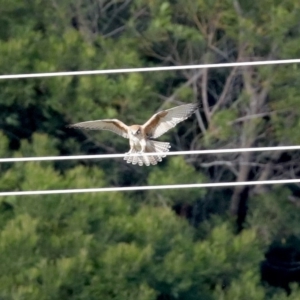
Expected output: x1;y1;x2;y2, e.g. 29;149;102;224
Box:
148;157;206;206
247;187;300;243
214;271;266;300
1;0;300;298
205;109;238;145
0;197;268;299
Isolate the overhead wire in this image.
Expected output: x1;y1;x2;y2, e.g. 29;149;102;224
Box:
0;59;300;80
1;145;300;163
1;179;300;197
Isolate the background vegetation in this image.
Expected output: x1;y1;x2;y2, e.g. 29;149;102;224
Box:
1;0;300;298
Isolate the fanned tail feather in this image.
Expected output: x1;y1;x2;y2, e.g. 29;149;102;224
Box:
149;141;171;156
124;148;142;165
124;141;171;166
143;141;171;166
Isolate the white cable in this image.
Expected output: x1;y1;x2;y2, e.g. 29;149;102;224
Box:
1;145;300;163
1;179;299;197
1;59;300;80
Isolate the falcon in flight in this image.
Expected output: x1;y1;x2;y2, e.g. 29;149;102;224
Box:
68;103;199;166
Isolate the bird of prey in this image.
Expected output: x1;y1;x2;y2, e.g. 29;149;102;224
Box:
68;102;199;166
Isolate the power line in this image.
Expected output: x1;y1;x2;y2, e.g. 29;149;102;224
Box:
1;179;299;197
1;145;300;163
1;59;300;80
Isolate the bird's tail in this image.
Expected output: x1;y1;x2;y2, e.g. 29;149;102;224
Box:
123;148;141;166
124;141;171;166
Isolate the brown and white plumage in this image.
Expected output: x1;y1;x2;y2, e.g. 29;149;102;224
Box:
68;119;129;138
68;103;199;166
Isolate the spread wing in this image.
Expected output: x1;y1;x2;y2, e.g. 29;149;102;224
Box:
143;103;199;138
68;119;129;139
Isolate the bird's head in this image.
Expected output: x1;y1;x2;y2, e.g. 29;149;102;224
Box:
130;125;141;136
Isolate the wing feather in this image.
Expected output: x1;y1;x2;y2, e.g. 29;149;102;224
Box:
142;103;199;138
68;119;129;139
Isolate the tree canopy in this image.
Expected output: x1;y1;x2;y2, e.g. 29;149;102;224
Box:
1;0;300;299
